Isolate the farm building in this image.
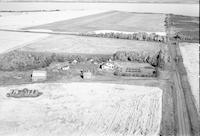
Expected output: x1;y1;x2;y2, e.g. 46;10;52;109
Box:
48;62;70;71
31;70;47;82
99;62;115;70
114;62;156;77
81;70;93;79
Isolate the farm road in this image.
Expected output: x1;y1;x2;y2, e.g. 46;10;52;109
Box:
169;44;191;136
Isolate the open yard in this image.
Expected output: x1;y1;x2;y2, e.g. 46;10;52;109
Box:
25;11;166;33
0;83;162;136
19;35;164;54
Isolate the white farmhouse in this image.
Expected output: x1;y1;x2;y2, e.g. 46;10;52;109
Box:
100;62;115;70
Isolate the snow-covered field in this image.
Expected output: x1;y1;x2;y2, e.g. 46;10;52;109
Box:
0;83;163;136
0;10;105;54
0;31;49;54
0;10;106;30
180;43;199;113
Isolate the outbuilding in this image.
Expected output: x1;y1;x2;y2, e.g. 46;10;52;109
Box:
31;70;47;82
61;66;70;71
81;70;93;79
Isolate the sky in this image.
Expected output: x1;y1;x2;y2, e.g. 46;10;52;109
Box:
0;0;199;4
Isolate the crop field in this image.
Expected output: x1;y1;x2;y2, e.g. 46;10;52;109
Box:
179;43;199;113
0;31;48;54
0;83;162;136
19;35;164;54
0;10;105;30
168;14;199;42
26;11;166;33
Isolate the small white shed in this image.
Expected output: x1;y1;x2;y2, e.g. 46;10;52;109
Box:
61;65;70;71
81;70;93;79
100;62;115;70
83;72;92;79
31;70;47;82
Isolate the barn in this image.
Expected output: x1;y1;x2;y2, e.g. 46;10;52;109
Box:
31;70;47;82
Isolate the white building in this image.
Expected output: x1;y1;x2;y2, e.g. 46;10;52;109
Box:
82;71;92;79
31;70;47;82
81;70;93;79
100;62;115;70
61;66;70;71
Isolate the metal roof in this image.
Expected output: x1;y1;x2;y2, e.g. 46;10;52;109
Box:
32;70;47;77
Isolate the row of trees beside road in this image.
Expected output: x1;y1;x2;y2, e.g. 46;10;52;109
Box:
79;32;167;43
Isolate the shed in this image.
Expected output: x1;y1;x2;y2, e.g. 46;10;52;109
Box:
31;70;47;82
81;70;93;79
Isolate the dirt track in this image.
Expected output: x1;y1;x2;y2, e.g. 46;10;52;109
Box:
168;42;199;135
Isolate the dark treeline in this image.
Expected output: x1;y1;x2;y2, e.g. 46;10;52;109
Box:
0;51;111;71
0;49;166;71
113;50;164;67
